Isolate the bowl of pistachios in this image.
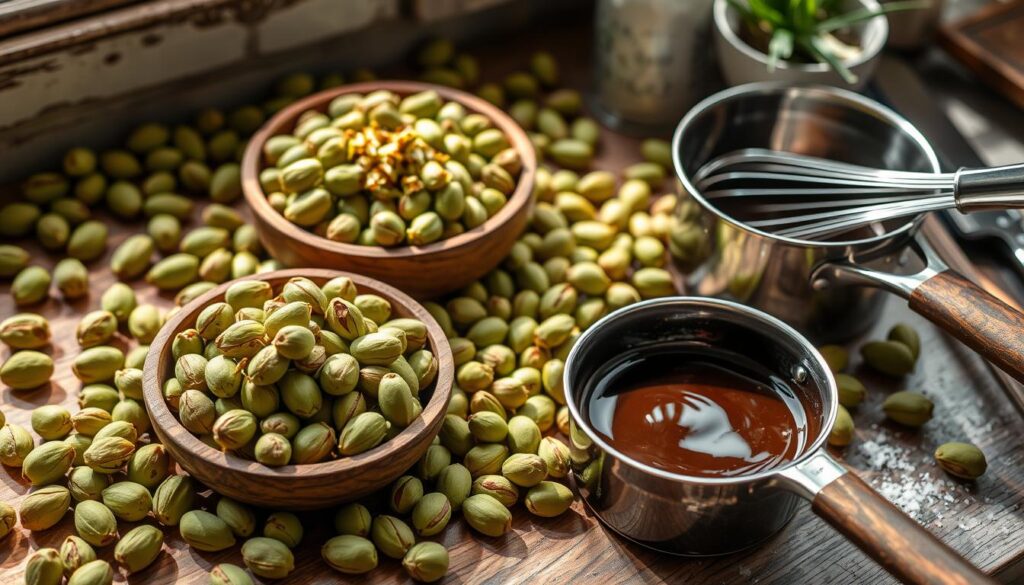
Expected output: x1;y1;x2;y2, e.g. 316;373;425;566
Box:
241;81;536;299
142;268;454;509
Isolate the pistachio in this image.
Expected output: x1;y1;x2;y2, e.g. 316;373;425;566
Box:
934;442;987;480
31;404;73;440
101;282;137;323
403;541;449;583
471;475;519;507
0;244;30;277
507;415;542;454
882;391;934;427
72;346;124;384
180;510;236;551
153;475;194;526
861;340;916;376
20;485;71;530
67;220;108;261
11;266;51;306
216;497;256;538
60;535;97;576
888;323;922;360
350;332;404;365
469;411;509;443
113;525;163;573
261;511;302;548
339;412;389;455
68;467;109;503
22;440;75;485
126;443;169;488
538;437;570;478
209;563;254;585
83;436;135;474
829;405;855;447
836;373;867;408
322;534;378;575
26;548;64;585
67;559;114;585
370;515;415;559
463;493;512;536
387;475;423;515
465;443;509;477
213;409;258;450
75;500;118;547
525;481;573;517
502;453;548;487
329;503;372;539
0;502;14;540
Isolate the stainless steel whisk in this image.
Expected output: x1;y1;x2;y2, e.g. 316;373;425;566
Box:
693;148;1024;241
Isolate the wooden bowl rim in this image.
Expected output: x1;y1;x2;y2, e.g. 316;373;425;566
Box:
240;80;537;259
141;268;454;481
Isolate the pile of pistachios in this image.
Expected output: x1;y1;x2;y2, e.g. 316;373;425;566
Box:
166;276;437;466
820;323;988;481
0;37;697;583
260;87;522;247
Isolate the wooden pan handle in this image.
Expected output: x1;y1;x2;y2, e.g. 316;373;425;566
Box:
909;270;1024;384
812;473;994;585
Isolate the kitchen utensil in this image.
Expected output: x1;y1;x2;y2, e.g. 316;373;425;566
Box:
671;83;1024;384
142;269;454;509
692;148;1024;240
564;297;993;585
591;0;714;133
240;81;536;299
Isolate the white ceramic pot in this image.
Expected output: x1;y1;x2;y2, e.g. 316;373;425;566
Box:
713;0;889;90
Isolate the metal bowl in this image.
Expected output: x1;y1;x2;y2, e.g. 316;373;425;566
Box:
671;83;941;341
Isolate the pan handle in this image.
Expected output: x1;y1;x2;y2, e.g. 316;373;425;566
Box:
812;235;1024;384
908;270;1024;382
778;452;994;585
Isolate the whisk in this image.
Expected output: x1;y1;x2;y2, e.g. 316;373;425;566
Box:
692;148;1024;241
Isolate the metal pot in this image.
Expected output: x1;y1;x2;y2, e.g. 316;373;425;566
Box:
563;297;992;584
671;83;1024;384
712;0;888;90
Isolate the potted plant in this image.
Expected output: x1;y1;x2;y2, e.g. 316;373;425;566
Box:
713;0;923;89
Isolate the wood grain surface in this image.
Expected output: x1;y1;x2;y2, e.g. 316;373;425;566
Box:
240;81;537;299
142;269;454;510
910;269;1024;385
812;471;995;585
2;19;1024;585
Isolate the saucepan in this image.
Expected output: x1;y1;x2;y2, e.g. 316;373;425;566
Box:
563;297;992;585
670;83;1024;384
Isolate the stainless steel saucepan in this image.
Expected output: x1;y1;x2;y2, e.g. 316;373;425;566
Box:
564;297;993;585
670;83;1024;383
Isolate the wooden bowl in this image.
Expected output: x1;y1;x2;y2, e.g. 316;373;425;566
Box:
241;80;537;299
142;268;454;509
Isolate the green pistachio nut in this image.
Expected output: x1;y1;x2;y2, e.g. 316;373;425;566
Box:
882;391;933;427
861;340;916;376
153;475;194;526
934;442;987;480
26;548;64;585
180;510;236;552
322;535;378;575
828;405;855;447
471;475;519;507
462;494;512;536
114;524;163;573
371;515;415;560
74;500;118;547
67;559;114;585
525;480;573;517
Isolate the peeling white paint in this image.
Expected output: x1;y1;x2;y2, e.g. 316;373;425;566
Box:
257;0;395;53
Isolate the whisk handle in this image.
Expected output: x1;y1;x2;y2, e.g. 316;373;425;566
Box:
954;163;1024;211
909;270;1024;385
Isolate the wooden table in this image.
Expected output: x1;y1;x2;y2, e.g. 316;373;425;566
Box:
3;19;1024;585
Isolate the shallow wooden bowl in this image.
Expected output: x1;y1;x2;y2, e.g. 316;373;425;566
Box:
241;80;537;299
142;268;454;509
